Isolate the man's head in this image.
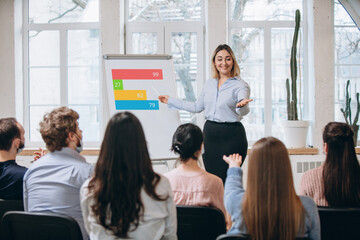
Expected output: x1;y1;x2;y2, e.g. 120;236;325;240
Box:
0;118;25;153
40;107;81;152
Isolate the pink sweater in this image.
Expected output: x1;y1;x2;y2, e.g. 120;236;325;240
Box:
164;167;226;215
299;165;328;206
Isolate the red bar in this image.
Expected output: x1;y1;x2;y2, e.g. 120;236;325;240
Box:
112;69;163;80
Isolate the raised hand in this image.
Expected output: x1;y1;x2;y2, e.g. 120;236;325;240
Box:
223;153;242;168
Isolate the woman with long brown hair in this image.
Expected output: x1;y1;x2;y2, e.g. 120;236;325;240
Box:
224;137;320;240
80;112;177;239
300;122;360;207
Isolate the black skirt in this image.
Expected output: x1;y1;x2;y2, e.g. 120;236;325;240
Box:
202;120;248;183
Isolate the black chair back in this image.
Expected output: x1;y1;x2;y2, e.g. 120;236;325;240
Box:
2;211;83;240
0;200;24;240
318;206;360;240
216;233;250;240
216;234;309;240
176;205;226;240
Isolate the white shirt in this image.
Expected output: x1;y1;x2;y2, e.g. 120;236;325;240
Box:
23;147;94;240
80;175;178;240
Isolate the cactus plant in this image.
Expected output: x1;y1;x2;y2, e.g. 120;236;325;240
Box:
286;9;301;120
340;80;360;126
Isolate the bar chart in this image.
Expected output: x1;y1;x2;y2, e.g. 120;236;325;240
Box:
112;69;162;110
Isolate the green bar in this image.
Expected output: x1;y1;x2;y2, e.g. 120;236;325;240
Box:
113;79;123;90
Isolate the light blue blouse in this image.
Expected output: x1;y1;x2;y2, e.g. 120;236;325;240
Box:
168;77;250;122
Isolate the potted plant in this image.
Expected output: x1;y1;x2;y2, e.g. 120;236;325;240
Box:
282;9;310;148
340;79;360;146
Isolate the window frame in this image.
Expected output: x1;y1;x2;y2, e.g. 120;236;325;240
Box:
227;0;309;143
23;0;101;148
125;1;206;126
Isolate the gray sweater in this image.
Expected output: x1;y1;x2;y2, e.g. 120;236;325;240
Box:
224;167;321;240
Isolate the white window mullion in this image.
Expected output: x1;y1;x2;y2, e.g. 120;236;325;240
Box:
60;29;67;106
264;27;272;137
23;0;30;144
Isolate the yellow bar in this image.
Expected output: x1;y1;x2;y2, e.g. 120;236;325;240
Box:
114;90;147;100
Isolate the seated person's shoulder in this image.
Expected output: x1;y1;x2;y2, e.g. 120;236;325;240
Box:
299;195;317;209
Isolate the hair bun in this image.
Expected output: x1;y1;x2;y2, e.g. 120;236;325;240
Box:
172;143;184;155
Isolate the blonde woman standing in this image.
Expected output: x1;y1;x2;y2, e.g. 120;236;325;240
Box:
159;44;252;183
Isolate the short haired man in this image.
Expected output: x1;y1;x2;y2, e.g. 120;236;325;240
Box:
23;107;93;240
0;118;27;200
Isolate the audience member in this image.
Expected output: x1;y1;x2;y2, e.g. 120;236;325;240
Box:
164;123;226;216
224;137;320;240
80;112;177;240
0;118;27;200
300;122;360;207
23;107;93;240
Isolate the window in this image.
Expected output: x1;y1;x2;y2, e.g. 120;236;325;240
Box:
334;0;360;123
24;0;100;147
229;0;306;144
125;0;204;124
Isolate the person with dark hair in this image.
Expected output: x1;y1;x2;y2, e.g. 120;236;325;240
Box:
164;123;226;217
80;112;177;240
0;118;27;200
159;44;252;183
300;122;360;207
224;137;320;240
23;107;93;240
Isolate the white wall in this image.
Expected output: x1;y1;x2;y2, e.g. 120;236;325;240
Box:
0;0;16;118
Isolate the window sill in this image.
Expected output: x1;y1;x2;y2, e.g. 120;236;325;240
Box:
247;147;318;155
20;147;319;156
19;149;100;156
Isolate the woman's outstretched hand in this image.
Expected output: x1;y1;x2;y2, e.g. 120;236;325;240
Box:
236;99;253;108
223;153;242;168
158;95;170;104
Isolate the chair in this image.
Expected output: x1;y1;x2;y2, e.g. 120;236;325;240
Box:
318;206;360;240
216;234;309;240
176;205;226;240
216;233;250;240
2;211;83;240
0;200;24;240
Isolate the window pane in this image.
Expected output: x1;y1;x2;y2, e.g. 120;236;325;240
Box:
68;29;99;66
334;1;356;26
69;105;100;142
231;28;264;142
29;0;99;23
335;27;360;65
68;67;99;104
29;68;60;104
29;31;59;66
272;28;304;141
230;0;302;21
132;33;158;54
171;32;198;123
128;0;202;22
334;72;360;122
30;106;59;142
334;0;360;123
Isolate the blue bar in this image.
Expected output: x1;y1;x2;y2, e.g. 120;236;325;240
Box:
115;100;159;110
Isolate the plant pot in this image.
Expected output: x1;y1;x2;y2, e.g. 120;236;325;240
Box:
349;125;359;147
282;120;310;148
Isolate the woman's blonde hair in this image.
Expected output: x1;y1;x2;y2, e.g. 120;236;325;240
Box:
211;44;240;79
242;137;305;240
40;106;79;152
